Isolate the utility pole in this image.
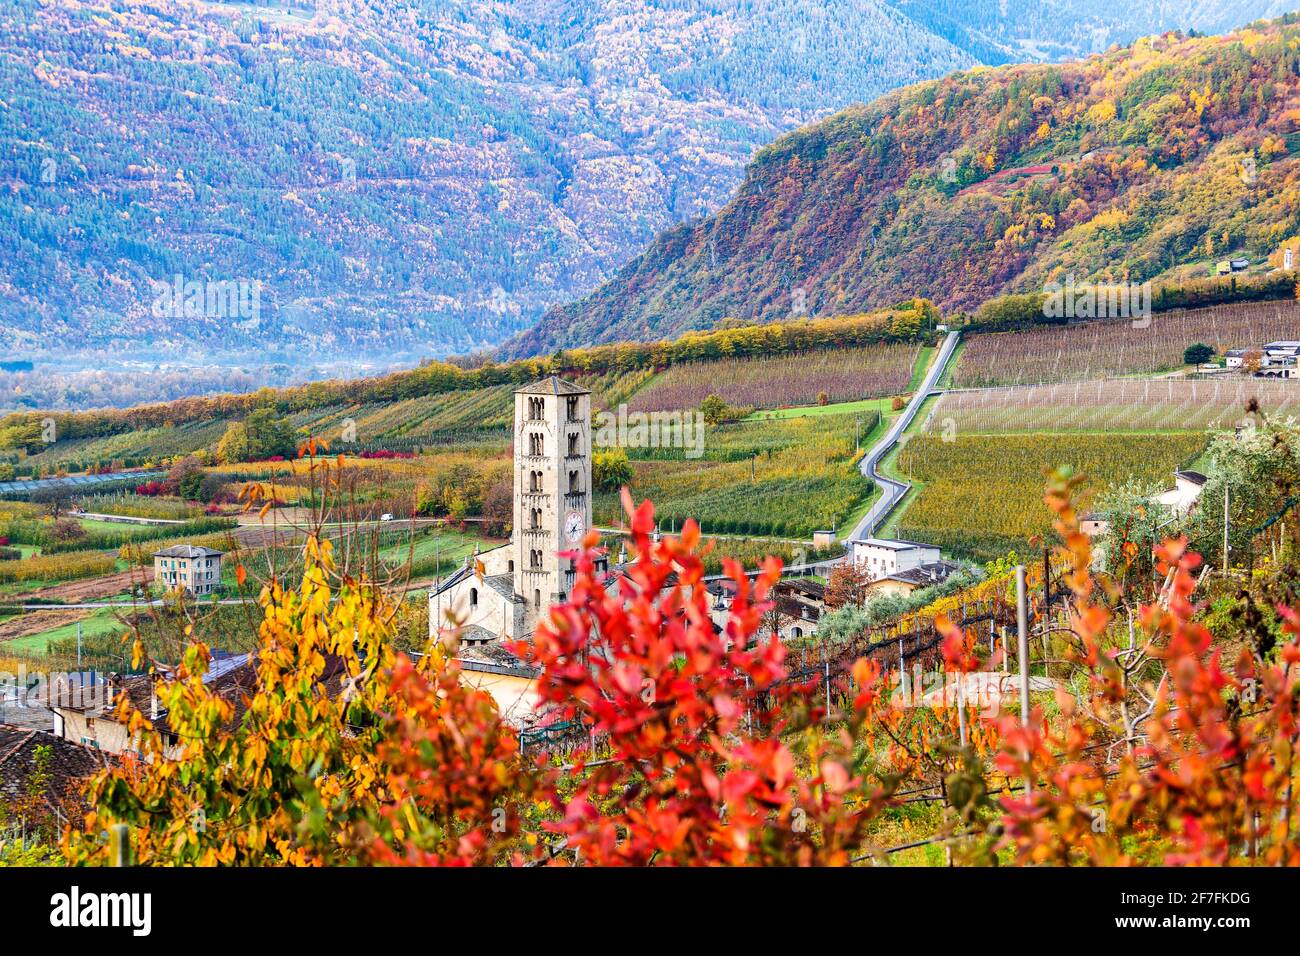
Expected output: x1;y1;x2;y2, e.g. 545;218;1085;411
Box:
76;621;82;669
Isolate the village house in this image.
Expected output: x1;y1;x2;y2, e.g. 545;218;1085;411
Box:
705;577;827;642
1223;342;1300;377
1154;469;1208;515
153;544;224;596
47;651;348;759
850;537;942;580
862;558;964;599
1080;512;1111;537
1082;469;1208;539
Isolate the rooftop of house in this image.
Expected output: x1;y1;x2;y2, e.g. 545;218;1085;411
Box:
774;595;822;622
883;559;964;588
515;375;590;396
153;544;224;559
1175;470;1209;486
456;642;541;680
854;537;939;551
53;651;349;736
0;726;109;809
777;578;826;601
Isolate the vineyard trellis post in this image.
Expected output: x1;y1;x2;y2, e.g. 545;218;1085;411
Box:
1015;564;1032;795
898;638;906;703
956;673;967;747
109;823;132;867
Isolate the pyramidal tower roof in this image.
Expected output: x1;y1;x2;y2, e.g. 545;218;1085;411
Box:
514;375;590;396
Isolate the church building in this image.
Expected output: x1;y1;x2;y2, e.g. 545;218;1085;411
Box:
430;376;595;722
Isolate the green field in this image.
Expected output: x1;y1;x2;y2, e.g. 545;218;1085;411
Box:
4;607;125;654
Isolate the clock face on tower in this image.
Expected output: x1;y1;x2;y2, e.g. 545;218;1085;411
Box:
564;509;586;543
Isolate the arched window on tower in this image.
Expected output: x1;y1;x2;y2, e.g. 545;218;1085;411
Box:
470;587;478;609
534;588;542;608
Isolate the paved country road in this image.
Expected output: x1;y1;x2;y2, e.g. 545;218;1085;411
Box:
849;330;961;543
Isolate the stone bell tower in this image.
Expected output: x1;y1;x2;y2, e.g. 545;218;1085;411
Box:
513;377;592;621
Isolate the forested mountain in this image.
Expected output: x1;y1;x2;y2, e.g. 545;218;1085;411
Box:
505;16;1300;356
1;0;1282;380
889;1;1292;64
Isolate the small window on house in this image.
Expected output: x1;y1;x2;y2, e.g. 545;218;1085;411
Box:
470;587;478;609
508;560;514;573
534;588;542;608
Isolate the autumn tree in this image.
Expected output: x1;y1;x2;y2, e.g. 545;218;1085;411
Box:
824;560;871;609
991;470;1300;865
592;448;633;491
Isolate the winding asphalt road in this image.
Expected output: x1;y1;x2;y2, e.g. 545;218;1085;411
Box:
848;330;961;543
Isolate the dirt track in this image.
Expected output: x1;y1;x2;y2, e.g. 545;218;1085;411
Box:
18;567;154;604
0;607;96;643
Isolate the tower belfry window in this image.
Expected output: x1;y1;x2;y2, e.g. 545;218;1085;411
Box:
567;433;579;456
566;396;579;421
529;432;544;456
528;397;544;420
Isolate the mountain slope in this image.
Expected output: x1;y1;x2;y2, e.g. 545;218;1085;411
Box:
2;0;1284;372
504;15;1300;356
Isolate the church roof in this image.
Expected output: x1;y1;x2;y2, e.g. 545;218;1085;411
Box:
515;375;589;396
457;642;540;679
